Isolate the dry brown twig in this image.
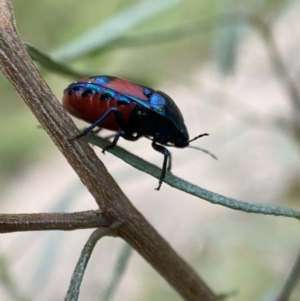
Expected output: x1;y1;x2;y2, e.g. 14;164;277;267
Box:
0;1;220;300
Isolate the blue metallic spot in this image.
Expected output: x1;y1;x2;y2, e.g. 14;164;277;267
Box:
149;93;166;113
81;88;94;97
117;95;132;105
66;85;81;95
143;87;153;97
100;89;116;101
90;75;115;85
80;84;102;97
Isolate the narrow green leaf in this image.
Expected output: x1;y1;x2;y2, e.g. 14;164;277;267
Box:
65;228;112;301
51;0;181;62
85;134;300;221
25;43;88;78
276;250;300;301
30;181;85;294
213;0;246;75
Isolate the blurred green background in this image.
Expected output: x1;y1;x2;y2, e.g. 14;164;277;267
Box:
0;0;300;300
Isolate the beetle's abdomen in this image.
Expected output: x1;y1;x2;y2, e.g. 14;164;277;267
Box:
63;82;136;131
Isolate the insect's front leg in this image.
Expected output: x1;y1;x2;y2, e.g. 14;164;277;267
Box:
167;152;172;172
151;141;170;190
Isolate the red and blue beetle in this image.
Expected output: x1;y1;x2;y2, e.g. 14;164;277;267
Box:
62;75;208;190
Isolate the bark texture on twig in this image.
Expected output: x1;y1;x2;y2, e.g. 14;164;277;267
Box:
0;211;111;233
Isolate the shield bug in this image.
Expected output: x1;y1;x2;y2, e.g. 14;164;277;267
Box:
63;75;210;190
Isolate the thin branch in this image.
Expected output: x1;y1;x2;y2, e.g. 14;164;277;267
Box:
0;211;111;233
276;250;300;301
250;15;300;132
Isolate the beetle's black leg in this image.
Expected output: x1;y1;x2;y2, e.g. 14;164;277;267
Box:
151;141;170;190
103;131;141;153
70;107;127;140
102;130;123;153
167;152;172;172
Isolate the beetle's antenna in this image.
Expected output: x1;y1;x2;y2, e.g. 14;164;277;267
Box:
188;133;217;160
188;145;217;160
188;133;209;143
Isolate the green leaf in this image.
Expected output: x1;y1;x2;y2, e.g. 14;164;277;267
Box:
212;0;246;75
25;43;88;78
85;134;300;221
65;228;112;301
51;0;181;62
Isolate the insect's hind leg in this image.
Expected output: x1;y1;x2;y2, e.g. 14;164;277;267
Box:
151;141;170;190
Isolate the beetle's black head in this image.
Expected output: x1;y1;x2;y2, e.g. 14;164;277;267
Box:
171;125;189;148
